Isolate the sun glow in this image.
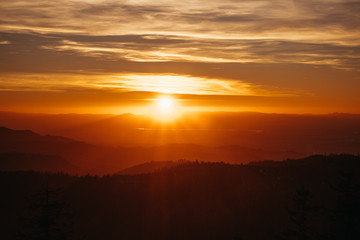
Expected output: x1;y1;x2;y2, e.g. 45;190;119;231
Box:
150;96;182;121
159;98;172;109
104;74;254;96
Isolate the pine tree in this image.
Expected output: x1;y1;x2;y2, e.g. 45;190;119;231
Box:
281;186;318;240
18;182;73;240
330;172;360;240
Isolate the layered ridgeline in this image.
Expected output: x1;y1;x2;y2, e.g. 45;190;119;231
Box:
0;152;78;173
0;111;359;153
1;154;359;240
0;126;307;175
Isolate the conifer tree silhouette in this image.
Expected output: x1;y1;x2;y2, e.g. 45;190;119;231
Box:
281;185;318;240
18;182;73;240
233;233;243;240
329;172;360;240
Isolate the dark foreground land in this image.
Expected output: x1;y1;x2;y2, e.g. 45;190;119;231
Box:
1;154;360;240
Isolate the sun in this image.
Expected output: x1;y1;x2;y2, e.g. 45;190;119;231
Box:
159;98;172;109
150;96;181;121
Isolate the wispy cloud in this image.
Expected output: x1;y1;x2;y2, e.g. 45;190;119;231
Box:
0;0;359;69
0;0;359;113
1;0;359;40
0;73;301;97
1;31;359;69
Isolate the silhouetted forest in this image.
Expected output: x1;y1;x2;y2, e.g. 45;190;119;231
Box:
1;154;359;240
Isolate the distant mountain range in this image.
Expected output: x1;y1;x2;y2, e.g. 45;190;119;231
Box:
0;111;359;154
0;126;112;172
0;126;308;174
117;161;182;175
0;152;78;173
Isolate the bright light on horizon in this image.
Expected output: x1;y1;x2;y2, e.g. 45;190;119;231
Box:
147;96;183;121
159;98;172;109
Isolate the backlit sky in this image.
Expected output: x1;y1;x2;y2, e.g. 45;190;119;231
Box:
0;0;359;114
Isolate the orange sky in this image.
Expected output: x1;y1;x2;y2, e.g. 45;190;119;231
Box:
0;0;359;115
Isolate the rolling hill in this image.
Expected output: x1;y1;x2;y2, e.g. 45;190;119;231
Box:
0;126;308;174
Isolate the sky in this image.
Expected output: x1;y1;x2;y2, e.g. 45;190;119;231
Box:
0;0;359;115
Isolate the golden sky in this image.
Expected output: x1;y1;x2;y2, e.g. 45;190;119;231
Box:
0;0;359;115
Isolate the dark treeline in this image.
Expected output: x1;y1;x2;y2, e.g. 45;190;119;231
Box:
1;154;359;240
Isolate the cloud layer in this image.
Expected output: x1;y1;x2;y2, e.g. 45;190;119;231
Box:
0;0;359;113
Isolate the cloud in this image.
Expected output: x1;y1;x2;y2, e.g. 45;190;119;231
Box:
0;72;300;97
1;0;359;37
1;31;359;70
0;72;308;114
1;31;359;98
0;0;359;114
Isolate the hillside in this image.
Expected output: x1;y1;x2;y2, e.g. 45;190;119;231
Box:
0;126;115;172
0;152;80;173
0;126;308;174
117;160;184;175
0;154;359;240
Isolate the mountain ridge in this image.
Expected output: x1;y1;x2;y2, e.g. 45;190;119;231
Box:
0;126;327;175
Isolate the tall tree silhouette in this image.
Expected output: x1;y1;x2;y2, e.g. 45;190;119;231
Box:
329;172;360;240
18;182;73;240
281;185;318;240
